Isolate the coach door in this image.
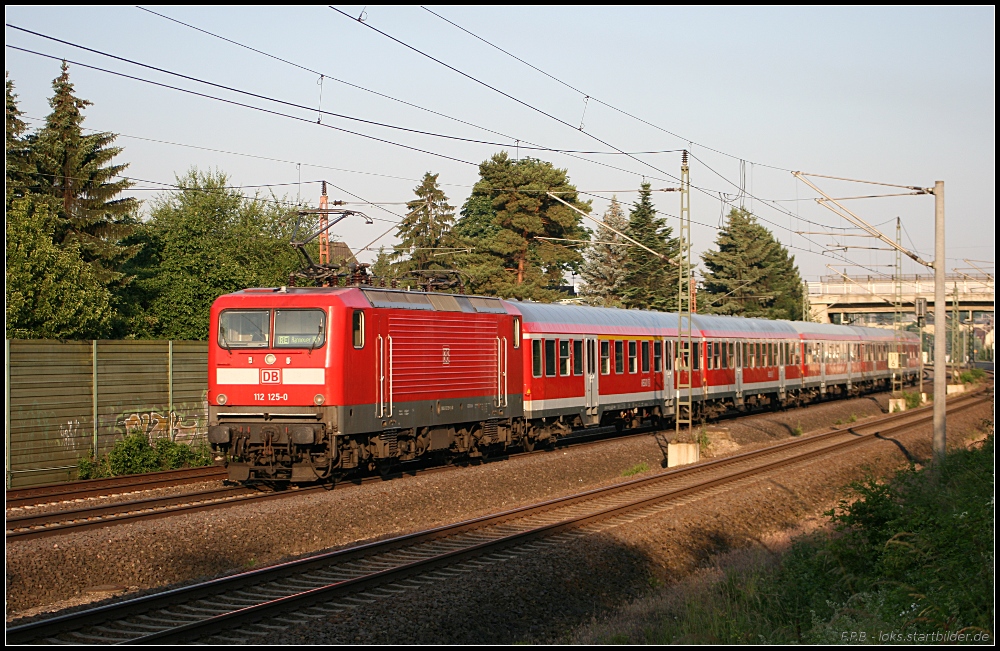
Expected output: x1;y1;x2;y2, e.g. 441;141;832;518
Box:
584;336;599;424
663;339;674;407
734;341;744;400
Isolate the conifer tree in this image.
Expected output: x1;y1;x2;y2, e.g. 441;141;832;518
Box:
580;197;630;307
619;182;680;311
457;152;590;301
393;172;455;275
5;73;33;206
29;61;138;282
701;207;804;320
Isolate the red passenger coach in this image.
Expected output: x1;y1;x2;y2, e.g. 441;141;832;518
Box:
207;287;920;483
208;287;521;482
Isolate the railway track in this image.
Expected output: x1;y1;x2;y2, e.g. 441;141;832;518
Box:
7;389;989;645
1;387;974;542
5;466;227;510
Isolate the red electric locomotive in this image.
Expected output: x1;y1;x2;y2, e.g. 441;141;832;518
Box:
207;287;920;482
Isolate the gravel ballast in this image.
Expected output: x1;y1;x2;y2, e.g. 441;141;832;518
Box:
6;389;986;631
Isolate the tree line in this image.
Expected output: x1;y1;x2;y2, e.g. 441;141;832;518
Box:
6;64;805;342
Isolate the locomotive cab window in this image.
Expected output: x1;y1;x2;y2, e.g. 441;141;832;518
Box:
274;309;326;348
219;309;270;348
352;310;365;349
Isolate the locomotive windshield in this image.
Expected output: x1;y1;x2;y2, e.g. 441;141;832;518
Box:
274;309;326;348
219;310;270;348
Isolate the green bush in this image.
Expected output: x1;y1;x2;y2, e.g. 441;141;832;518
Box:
638;432;995;644
106;431;160;476
903;390;922;410
959;368;987;384
76;430;213;480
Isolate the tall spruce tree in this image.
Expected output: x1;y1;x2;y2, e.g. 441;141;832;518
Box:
580;197;629;307
619;182;680;311
701;207;804;320
6;73;33;206
30;61;138;282
392;172;455;275
456;152;589;301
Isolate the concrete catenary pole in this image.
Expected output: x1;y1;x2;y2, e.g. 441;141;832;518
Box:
932;181;946;464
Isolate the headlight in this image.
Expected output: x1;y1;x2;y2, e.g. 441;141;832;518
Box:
217;393;228;405
314;394;325;406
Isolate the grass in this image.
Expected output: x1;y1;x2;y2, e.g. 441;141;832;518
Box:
791;423;804;437
903;391;923;410
959;368;987;384
583;426;995;644
78;430;212;480
622;462;650;477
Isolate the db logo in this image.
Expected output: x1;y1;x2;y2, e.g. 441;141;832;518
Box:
261;369;281;384
442;346;451;365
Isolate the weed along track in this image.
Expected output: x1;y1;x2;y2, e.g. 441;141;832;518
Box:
7;390;988;644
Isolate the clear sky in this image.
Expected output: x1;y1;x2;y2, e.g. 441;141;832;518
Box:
5;6;995;281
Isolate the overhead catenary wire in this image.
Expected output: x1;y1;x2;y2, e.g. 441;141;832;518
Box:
418;5;793;173
8;27;891;276
7;25;700;187
320;13;872;269
393;7;902;276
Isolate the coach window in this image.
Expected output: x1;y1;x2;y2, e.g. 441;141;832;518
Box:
600;340;611;375
615;341;625;374
559;340;571;376
641;341;650;373
532;339;543;378
352;310;365;349
545;339;557;377
722;342;730;369
665;341;674;371
628;341;637;373
512;317;521;348
573;340;584;375
692;342;700;371
653;341;662;372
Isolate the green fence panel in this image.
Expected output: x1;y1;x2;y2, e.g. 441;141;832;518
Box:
5;339;208;489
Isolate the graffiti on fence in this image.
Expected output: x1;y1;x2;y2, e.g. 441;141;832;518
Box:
112;402;207;445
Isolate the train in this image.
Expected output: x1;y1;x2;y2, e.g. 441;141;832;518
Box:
206;286;921;483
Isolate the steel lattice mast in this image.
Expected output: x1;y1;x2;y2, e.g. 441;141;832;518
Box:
676;151;693;438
